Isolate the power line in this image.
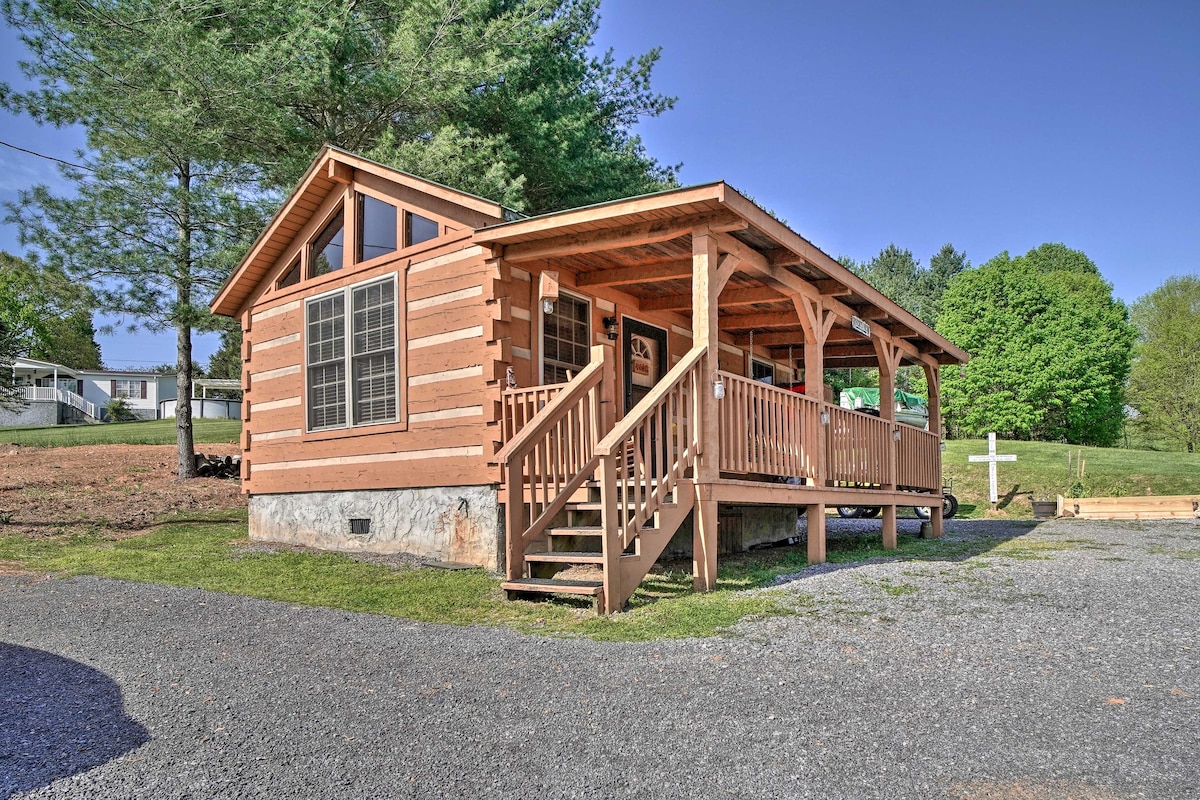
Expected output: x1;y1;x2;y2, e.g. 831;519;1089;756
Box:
0;139;91;171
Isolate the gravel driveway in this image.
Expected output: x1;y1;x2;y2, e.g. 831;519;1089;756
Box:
2;519;1198;799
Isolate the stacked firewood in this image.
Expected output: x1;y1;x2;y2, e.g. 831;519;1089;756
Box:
194;453;242;479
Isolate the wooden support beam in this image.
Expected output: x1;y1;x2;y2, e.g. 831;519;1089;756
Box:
734;330;808;347
807;504;826;564
502;211;745;263
882;505;898;550
640;285;784;312
823;356;887;368
875;331;900;552
576;260;692;287
813;279;852;296
328;159;353;184
693;232;721;592
766;249;806;268
714;253;740;296
723;312;805;331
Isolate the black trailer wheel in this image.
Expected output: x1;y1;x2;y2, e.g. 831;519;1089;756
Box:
836;506;862;518
915;494;959;520
944;493;959;519
861;506;881;519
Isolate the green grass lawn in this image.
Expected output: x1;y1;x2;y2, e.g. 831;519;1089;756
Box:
0;510;1031;641
0;418;241;447
943;438;1200;518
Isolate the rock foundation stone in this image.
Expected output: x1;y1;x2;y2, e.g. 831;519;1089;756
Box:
249;486;503;571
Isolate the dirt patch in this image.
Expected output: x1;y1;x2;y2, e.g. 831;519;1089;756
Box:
0;444;246;537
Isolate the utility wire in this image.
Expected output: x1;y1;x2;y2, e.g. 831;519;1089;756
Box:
0;139;91;171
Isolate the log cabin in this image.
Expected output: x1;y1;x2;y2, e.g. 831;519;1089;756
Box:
212;146;969;613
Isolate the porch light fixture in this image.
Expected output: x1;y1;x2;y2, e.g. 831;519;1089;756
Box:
893;428;902;442
602;316;619;340
712;372;725;400
820;410;830;425
538;270;560;316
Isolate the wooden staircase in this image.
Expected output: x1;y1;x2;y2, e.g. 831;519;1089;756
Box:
502;477;695;611
495;345;706;614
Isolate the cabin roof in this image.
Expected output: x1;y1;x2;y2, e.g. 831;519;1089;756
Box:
473;183;969;367
212;150;966;366
210;146;515;317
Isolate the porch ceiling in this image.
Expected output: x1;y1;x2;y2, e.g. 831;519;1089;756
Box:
475;184;969;368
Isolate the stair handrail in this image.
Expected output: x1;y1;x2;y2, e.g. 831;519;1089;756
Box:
594;345;706;550
57;388;98;419
494;345;614;582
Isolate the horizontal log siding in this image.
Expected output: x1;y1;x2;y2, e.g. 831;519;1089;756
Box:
243;244;501;494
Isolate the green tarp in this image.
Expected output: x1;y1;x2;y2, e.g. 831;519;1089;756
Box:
839;387;927;410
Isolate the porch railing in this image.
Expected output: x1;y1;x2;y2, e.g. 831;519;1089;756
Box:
19;386;100;420
824;404;895;487
896;423;941;491
716;372;821;482
494;347;612;581
595;345;705;551
500;384;565;443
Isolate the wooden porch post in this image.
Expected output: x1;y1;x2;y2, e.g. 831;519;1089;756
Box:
796;297;833;565
923;361;944;539
875;336;900;550
692;231;720;592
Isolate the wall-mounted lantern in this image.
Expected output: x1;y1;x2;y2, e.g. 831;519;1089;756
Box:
602;316;619;340
820;410;830;425
539;270;560;315
893;428;902;442
712;372;725;400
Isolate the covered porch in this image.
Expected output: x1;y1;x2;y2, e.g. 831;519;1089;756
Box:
483;183;968;612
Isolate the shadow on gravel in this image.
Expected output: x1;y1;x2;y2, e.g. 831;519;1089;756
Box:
0;643;150;798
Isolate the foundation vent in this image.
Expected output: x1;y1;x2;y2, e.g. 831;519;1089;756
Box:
349;518;371;535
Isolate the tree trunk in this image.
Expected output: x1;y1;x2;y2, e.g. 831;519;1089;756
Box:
176;161;197;480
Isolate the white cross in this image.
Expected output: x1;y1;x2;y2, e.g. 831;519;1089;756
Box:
967;432;1017;509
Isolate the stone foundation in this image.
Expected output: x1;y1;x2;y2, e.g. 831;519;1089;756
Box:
249;486;503;571
0;401;60;427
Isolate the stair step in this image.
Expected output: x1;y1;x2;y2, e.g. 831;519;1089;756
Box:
566;502;602;512
525;551;605;564
548;526;603;537
502;578;603;596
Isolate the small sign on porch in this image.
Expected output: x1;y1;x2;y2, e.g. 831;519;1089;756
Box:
850;315;871;337
968;432;1017;510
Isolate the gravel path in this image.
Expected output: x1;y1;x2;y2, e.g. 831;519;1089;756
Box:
2;519;1198;799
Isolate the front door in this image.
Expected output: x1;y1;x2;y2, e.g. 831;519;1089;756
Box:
622;318;668;413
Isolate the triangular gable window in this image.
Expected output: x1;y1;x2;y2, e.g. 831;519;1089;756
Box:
310;210;345;278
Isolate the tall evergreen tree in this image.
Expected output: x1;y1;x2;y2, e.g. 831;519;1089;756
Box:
3;0;677;477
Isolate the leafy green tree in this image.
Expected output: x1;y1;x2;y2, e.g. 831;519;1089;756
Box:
0;319;23;410
1126;275;1200;452
838;244;969;397
0;252;101;369
937;244;1135;445
206;324;243;381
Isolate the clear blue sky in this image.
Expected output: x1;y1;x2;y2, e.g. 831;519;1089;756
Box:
2;0;1198;368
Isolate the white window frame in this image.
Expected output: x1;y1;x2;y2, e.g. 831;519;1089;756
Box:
113;379;141;399
537;288;591;386
304;274;400;433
